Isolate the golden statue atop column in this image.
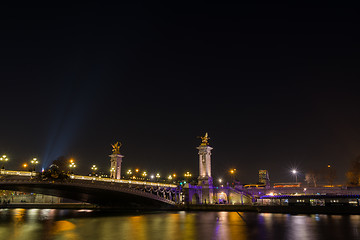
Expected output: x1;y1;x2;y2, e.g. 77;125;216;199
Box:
111;142;122;154
200;132;210;146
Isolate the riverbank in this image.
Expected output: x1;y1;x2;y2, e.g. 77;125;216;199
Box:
0;203;98;209
3;203;360;215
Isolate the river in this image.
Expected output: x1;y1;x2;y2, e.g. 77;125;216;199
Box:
0;209;359;240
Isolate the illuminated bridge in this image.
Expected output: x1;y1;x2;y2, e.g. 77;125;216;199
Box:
0;170;179;209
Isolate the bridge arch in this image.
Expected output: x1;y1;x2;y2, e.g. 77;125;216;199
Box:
0;179;176;210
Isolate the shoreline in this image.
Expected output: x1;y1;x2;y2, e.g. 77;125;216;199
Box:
0;203;98;209
3;203;360;215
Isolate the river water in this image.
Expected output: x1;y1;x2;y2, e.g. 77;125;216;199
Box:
0;209;360;240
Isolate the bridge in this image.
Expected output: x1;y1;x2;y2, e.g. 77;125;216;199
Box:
0;170;179;209
4;137;355;208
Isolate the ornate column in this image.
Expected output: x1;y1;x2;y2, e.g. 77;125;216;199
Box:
197;133;213;186
110;142;124;179
197;133;214;204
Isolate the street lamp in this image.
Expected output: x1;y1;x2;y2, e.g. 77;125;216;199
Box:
23;163;28;170
110;167;115;178
229;168;236;185
69;161;76;174
142;171;147;179
127;169;132;179
184;172;192;178
292;169;298;183
156;173;160;182
91;164;98;176
0;155;9;169
30;158;39;171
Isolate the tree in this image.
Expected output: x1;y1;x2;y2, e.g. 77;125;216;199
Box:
305;169;320;187
51;156;69;172
41;164;69;181
346;156;360;186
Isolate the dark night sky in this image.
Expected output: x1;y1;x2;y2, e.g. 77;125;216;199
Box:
0;4;359;184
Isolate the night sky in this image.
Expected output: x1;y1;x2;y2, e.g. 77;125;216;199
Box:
1;4;359;184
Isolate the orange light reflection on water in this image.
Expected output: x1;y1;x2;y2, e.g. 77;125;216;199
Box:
50;220;79;240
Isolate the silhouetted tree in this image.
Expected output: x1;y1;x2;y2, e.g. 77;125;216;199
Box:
40;164;69;181
305;169;320;187
346;156;360;186
51;156;69;172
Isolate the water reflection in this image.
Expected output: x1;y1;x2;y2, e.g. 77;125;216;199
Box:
50;220;78;239
1;209;360;240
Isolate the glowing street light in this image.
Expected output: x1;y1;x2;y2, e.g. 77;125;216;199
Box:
91;164;98;176
291;169;298;183
156;173;160;182
150;174;154;180
23;163;28;170
110;167;116;178
184;172;192;178
142;171;147;178
0;155;9;169
168;175;173;180
219;178;222;183
69;161;76;174
229;168;237;185
127;169;132;175
30;158;39;171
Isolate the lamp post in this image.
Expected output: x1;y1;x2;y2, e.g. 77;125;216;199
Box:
292;169;298;183
91;164;98;176
110;167;115;178
0;155;9;169
69;161;76;174
156;173;160;182
229;168;236;185
127;169;132;179
30;158;39;171
184;171;192;179
23;163;28;171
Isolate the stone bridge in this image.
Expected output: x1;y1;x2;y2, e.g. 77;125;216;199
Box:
0;170;180;209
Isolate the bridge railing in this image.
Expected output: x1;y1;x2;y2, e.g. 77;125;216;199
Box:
0;169;37;177
70;175;177;188
0;170;177;188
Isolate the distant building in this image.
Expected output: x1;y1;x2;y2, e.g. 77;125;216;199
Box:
259;169;270;186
